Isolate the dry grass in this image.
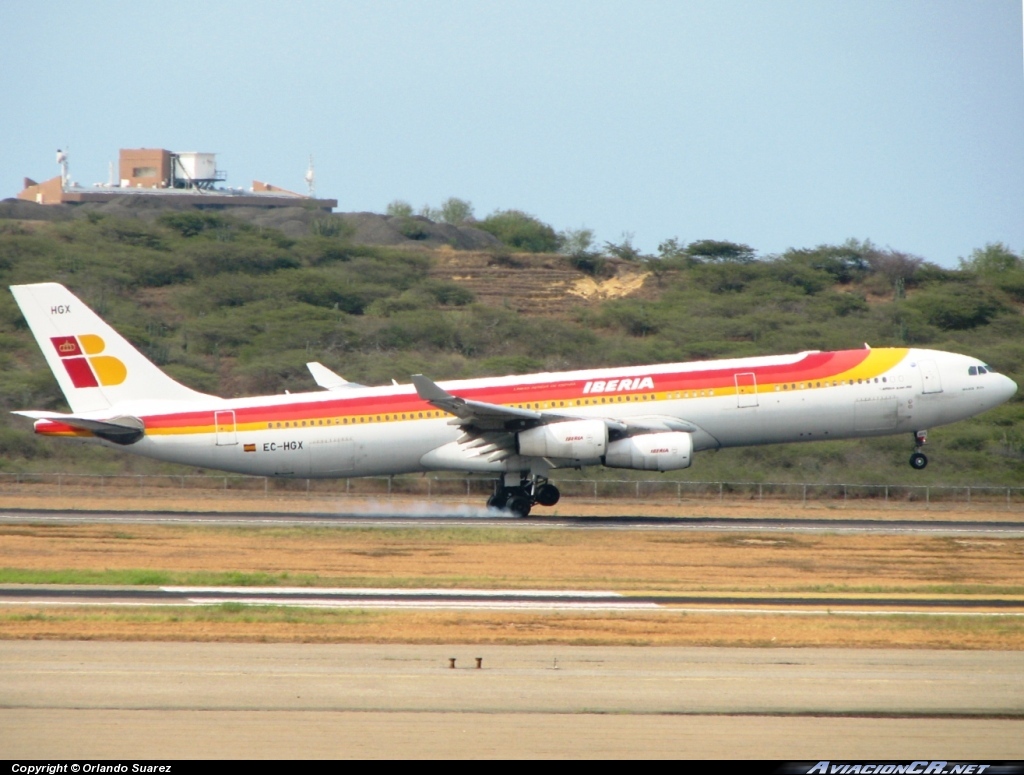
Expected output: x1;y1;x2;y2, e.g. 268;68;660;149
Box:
2;607;1022;649
1;517;1023;647
2;523;1023;593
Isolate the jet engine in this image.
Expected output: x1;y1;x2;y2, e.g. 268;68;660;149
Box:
604;432;693;471
517;419;608;460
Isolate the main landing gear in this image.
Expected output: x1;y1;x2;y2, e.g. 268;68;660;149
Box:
909;430;928;470
486;474;561;518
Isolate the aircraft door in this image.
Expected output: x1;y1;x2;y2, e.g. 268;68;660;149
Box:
214;410;238;446
918;360;943;394
734;372;758;408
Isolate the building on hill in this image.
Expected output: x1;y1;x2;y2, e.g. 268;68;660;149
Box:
17;147;337;211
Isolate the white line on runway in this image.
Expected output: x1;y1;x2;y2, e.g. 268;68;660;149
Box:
163;586;624;597
2;599;1022;615
193;598;662;610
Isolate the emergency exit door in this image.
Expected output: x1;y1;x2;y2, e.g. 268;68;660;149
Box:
735;372;758;408
214;410;238;446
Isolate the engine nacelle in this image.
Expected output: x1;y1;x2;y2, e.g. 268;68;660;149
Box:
604;432;693;471
518;419;608;460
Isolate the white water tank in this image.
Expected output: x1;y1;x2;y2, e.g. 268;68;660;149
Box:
174;152;217;181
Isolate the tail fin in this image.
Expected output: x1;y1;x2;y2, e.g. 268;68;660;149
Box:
10;283;213;413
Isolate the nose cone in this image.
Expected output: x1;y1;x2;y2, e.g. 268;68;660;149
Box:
998;374;1018;404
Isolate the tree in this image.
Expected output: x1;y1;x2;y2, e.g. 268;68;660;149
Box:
385;200;414;218
603;232;642;261
418;204;441;221
438;197;474;226
866;250;924;299
779;240;873;284
686;239;756;263
960;242;1022;276
657;237;688;260
476;210;560;253
559;227;595;258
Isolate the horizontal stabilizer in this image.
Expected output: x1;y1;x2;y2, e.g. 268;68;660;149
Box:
14;411;145;445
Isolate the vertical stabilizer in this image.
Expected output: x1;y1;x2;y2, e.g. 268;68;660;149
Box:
10;283;213;413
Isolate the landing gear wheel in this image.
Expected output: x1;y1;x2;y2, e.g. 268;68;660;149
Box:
909;452;928;470
506;495;532;518
487;491;509;510
535;483;560;507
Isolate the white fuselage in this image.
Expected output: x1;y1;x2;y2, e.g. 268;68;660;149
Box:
50;346;1015;479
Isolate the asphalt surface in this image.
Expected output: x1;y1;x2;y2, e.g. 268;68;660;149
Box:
2;584;1022;614
2;642;1022;758
3;507;1024;535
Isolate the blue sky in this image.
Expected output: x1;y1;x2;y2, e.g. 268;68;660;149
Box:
2;1;1021;265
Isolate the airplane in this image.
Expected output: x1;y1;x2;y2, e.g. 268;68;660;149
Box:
9;282;1018;517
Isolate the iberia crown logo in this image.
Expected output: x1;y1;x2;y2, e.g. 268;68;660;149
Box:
50;335;127;388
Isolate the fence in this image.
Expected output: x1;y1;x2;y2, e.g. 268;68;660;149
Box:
1;472;1022;511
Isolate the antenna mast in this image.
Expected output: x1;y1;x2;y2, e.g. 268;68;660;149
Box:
304;155;315;198
56;148;69;188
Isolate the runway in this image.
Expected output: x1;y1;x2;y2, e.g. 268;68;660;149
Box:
4;507;1024;535
3;506;1021;757
2;642;1021;758
2;585;1022;615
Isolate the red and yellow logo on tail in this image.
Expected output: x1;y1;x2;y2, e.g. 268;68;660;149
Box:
50;335;127;388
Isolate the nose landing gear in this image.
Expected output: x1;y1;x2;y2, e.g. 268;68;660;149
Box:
486;474;561;517
909;430;928;470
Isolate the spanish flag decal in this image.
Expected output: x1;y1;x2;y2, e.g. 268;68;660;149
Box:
243;443;256;452
50;335;127;388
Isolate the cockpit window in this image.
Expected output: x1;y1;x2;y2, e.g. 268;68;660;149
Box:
983;364;997;374
969;366;978;376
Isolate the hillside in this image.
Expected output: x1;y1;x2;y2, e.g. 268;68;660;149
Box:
1;202;1021;485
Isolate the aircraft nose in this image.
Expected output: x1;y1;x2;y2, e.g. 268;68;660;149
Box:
999;374;1019;403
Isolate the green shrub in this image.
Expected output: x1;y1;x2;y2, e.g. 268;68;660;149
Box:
907;285;1005;330
159;212;227;237
477;210;559;253
310;217;353;239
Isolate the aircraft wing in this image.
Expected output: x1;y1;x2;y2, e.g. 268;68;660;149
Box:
618;415;698;434
306;362;365;390
12;411;145;445
412;374;562;431
412;375;696;434
411;375;704;464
